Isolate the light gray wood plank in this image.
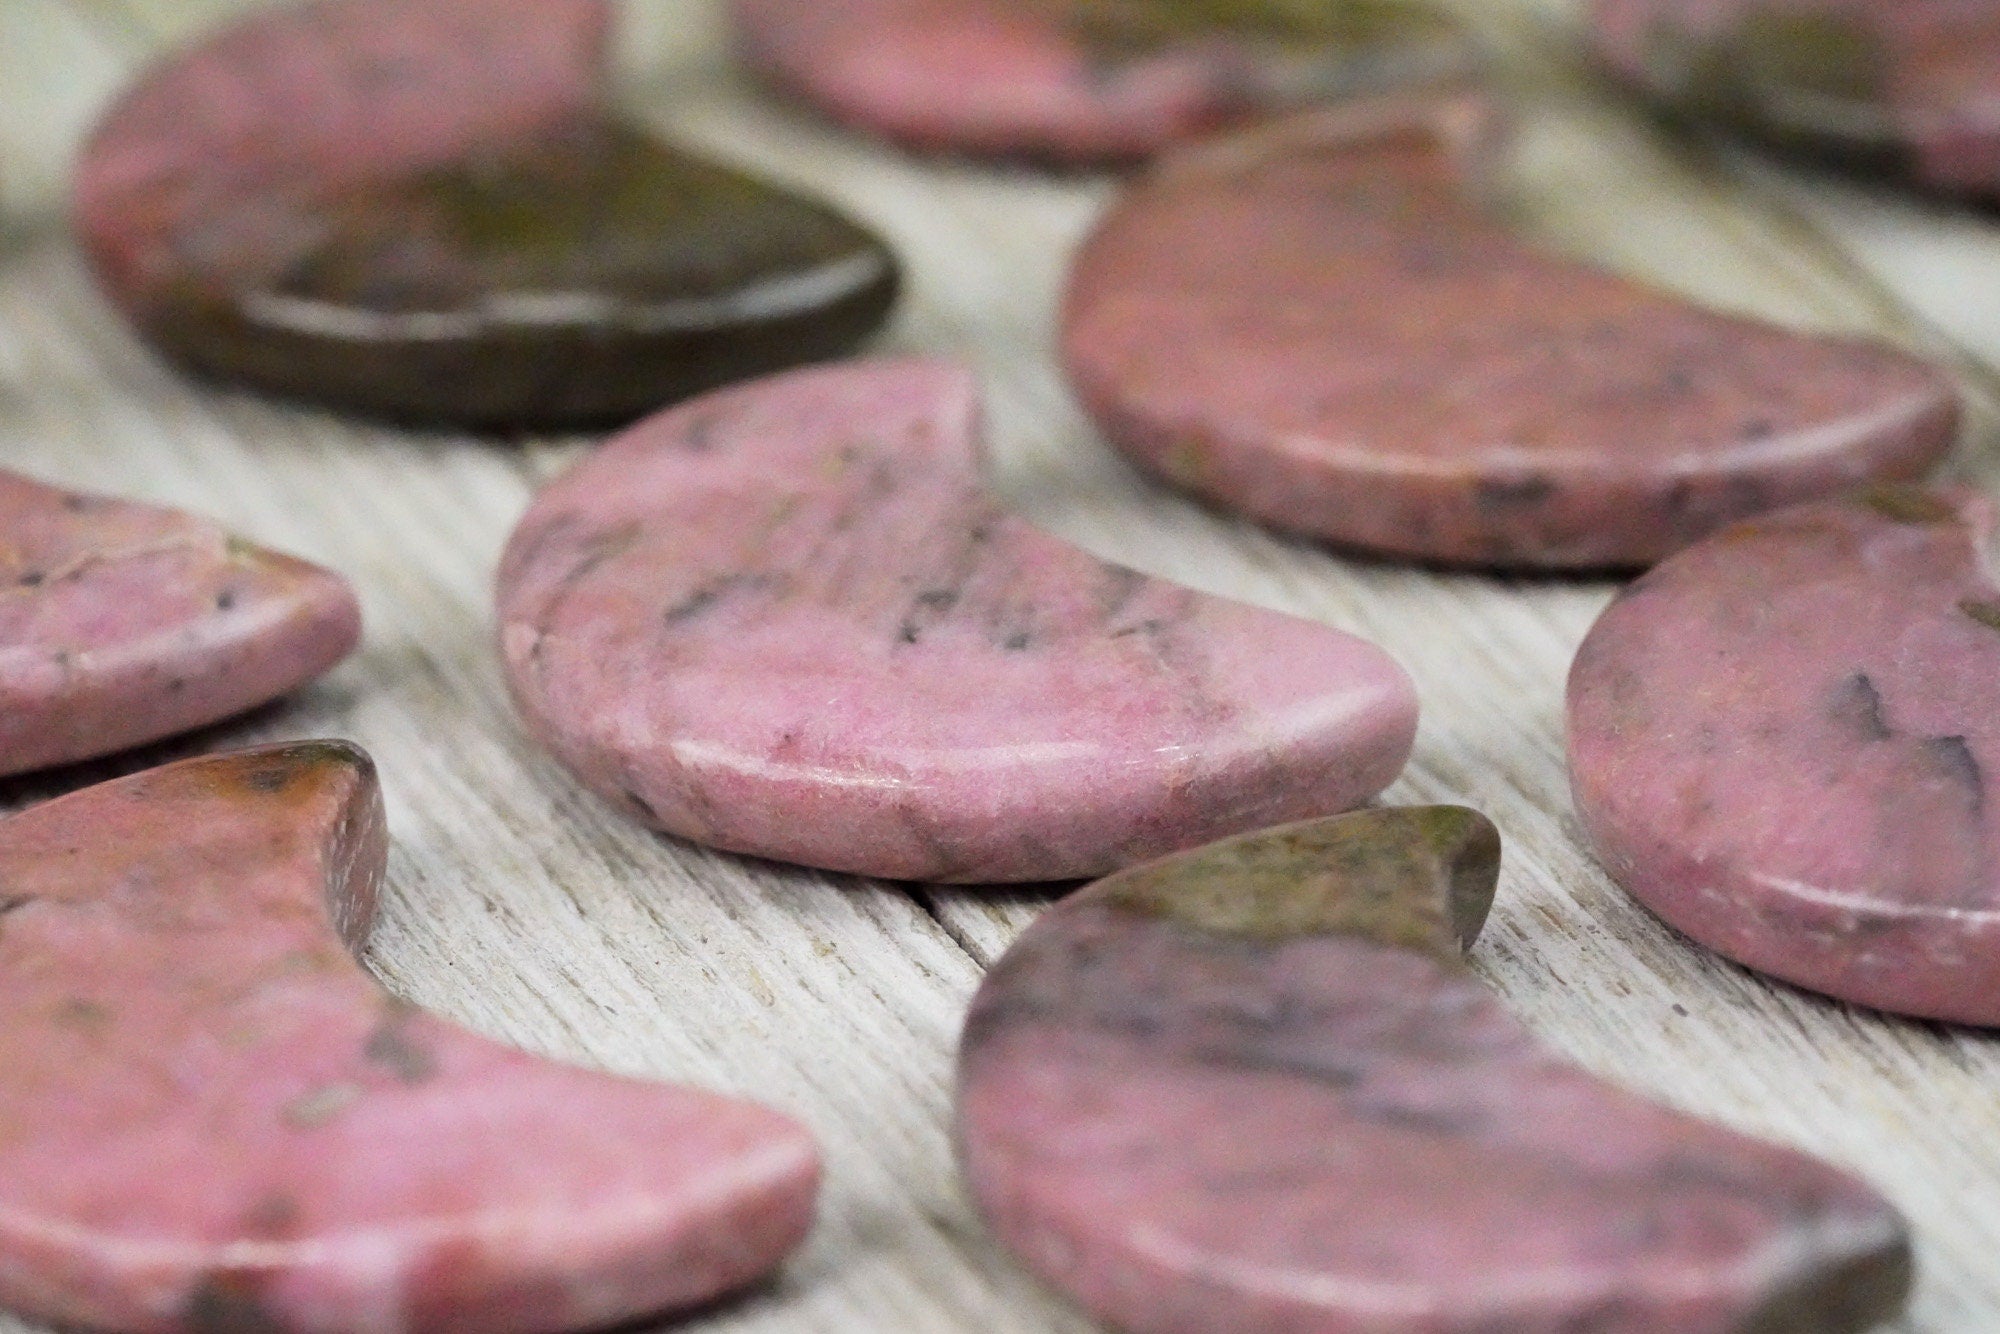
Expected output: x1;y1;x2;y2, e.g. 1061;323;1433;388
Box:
0;1;1995;1331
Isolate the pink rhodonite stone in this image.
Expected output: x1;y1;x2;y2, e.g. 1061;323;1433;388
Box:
958;809;1913;1334
0;743;820;1334
0;470;360;778
728;0;1475;162
1569;485;2000;1026
497;358;1417;883
1062;97;1960;569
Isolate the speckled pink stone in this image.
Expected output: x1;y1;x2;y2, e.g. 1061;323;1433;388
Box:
959;809;1912;1334
1062;99;1960;569
0;743;819;1334
74;0;608;316
497;358;1417;883
728;0;1473;162
1569;486;2000;1026
0;471;360;778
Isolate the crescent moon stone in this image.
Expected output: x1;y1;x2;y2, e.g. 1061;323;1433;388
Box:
957;808;1913;1333
74;0;900;428
0;743;820;1333
497;358;1418;883
0;470;360;778
729;0;1476;162
1569;485;2000;1026
1589;0;2000;198
1061;98;1960;568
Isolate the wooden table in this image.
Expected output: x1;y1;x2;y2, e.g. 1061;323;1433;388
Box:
3;2;1998;1330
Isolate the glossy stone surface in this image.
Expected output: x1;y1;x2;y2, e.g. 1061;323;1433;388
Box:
1063;98;1960;569
0;743;820;1334
0;470;360;778
75;0;899;428
1570;486;2000;1025
958;808;1913;1334
730;0;1475;162
498;358;1417;883
1590;0;2000;197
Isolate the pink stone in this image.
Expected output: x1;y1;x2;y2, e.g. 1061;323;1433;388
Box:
728;0;1475;163
0;470;361;778
1569;485;2000;1026
1062;98;1961;569
74;0;609;311
1589;0;2000;197
497;358;1417;883
958;808;1912;1334
0;743;820;1334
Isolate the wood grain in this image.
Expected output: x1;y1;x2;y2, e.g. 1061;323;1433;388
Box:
2;1;1998;1330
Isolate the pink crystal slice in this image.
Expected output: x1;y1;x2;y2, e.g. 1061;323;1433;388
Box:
728;0;1474;163
0;470;361;778
959;808;1912;1333
1569;485;2000;1025
497;358;1418;883
0;743;819;1334
1062;98;1960;568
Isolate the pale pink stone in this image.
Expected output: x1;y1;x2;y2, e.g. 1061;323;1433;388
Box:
959;809;1912;1333
1569;486;2000;1025
74;0;609;309
1062;100;1959;569
728;0;1473;163
0;470;360;778
0;743;820;1334
497;358;1418;883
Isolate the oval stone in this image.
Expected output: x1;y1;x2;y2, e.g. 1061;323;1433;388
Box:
74;0;899;428
0;743;820;1334
497;358;1418;883
0;470;360;778
1589;0;2000;198
958;808;1913;1333
730;0;1476;162
1062;97;1960;568
1569;485;2000;1025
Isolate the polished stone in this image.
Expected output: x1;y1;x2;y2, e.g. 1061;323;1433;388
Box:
1063;97;1960;568
497;358;1417;883
730;0;1475;162
1570;485;2000;1025
1591;0;2000;197
75;0;899;428
0;470;360;778
958;808;1913;1333
0;743;820;1334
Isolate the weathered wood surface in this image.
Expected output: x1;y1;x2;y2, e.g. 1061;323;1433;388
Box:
2;1;1998;1330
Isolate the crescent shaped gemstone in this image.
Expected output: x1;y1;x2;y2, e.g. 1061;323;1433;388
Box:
1569;485;2000;1025
1062;97;1960;568
0;470;360;778
74;0;899;428
497;358;1418;883
0;743;820;1333
957;808;1912;1332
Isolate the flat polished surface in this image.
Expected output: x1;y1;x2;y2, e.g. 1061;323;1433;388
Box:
3;0;2000;1330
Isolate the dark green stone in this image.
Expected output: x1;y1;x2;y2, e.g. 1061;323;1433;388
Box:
1045;0;1462;49
149;122;900;429
1856;484;1957;526
1096;806;1501;961
1637;7;1899;165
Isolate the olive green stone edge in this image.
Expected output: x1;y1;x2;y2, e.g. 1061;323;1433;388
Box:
1094;806;1502;961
